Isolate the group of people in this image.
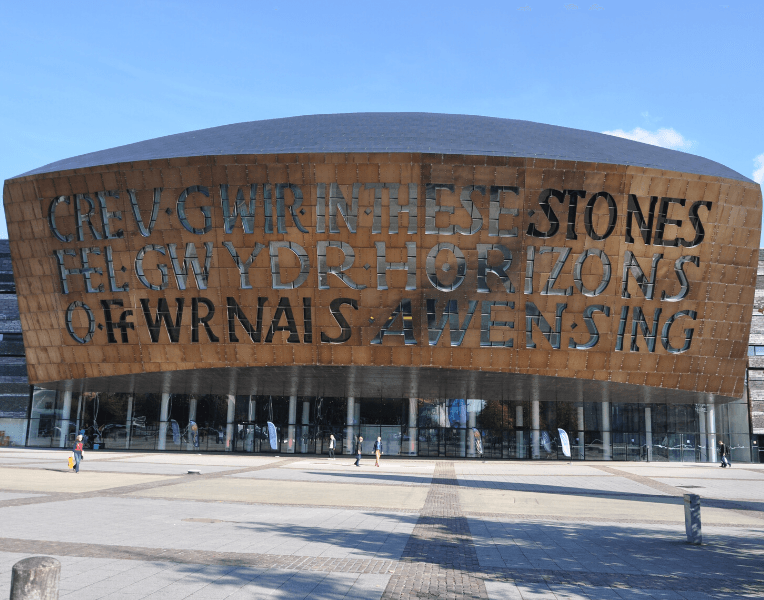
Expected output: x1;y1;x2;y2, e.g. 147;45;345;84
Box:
326;434;384;467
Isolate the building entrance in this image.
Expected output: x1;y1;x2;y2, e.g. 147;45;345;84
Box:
21;389;756;463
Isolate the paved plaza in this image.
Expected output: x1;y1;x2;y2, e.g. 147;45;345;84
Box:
1;449;763;599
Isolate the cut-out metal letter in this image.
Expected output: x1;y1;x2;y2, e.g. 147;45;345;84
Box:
375;241;416;290
177;186;212;235
480;301;515;347
371;299;416;345
223;242;266;289
48;196;74;242
167;242;213;290
135;245;169;291
425;184;456;235
65;301;95;344
317;241;365;290
128;188;162;237
220;184;257;234
270;241;310;289
476;244;514;293
489;186;519;237
573;249;611;297
425;243;466;292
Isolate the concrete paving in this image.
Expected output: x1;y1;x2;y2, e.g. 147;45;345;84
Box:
0;448;763;599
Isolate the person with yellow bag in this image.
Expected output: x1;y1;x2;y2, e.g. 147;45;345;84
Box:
71;435;84;473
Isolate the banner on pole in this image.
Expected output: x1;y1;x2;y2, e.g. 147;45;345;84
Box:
267;421;278;450
558;428;571;458
541;430;552;453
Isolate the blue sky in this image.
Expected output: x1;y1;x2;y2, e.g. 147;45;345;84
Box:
2;0;762;240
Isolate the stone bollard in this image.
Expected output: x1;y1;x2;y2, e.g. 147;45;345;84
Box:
683;493;702;545
10;556;60;600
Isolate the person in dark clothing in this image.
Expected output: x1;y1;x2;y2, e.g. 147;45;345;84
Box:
72;435;84;473
354;436;363;467
719;441;731;467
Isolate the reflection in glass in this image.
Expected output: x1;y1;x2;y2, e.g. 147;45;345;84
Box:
15;389;754;463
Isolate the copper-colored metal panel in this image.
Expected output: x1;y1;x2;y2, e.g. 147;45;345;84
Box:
3;152;761;404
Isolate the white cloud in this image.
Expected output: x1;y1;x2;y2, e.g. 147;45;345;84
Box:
601;127;694;151
753;153;764;185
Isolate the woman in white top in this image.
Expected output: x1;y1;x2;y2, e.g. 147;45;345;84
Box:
328;434;335;460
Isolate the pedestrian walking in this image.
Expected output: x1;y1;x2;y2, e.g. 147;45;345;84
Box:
373;436;383;467
354;436;363;466
719;441;731;468
328;434;335;460
72;435;84;473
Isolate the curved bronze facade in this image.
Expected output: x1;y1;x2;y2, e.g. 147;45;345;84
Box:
3;151;761;403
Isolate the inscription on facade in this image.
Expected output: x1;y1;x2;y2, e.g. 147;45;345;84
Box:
49;184;710;354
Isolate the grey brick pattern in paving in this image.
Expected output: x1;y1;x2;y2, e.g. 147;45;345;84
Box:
382;462;487;599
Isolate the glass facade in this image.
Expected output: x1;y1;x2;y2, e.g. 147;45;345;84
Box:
12;389;755;462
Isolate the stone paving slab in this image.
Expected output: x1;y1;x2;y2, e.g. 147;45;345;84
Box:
0;467;176;493
286;460;436;473
456;464;611;477
0;491;44;501
468;517;764;575
457;488;764;526
229;467;432;486
607;464;764;479
0;449;137;461
16;462;243;476
457;474;668;497
2;450;764;599
132;478;429;510
652;478;764;502
112;455;283;467
0;497;416;558
0;552;391;600
0;456;56;465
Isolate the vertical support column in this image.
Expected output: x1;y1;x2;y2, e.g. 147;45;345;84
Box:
246;396;256;452
577;403;585;460
75;394;83;436
158;393;170;450
188;397;197;423
531;398;540;459
602;401;611;461
58;391;72;448
345;397;356;455
645;406;653;461
516;404;525;458
467;401;477;457
407;398;417;456
301;400;310;453
225;395;235;452
125;395;133;449
707;406;717;463
287;395;297;453
698;405;707;462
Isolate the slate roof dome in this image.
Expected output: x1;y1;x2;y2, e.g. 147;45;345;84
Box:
16;112;749;182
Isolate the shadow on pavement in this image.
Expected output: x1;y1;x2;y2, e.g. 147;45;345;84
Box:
469;518;764;595
101;517;764;596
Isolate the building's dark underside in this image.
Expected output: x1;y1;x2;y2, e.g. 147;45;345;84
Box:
39;365;737;405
